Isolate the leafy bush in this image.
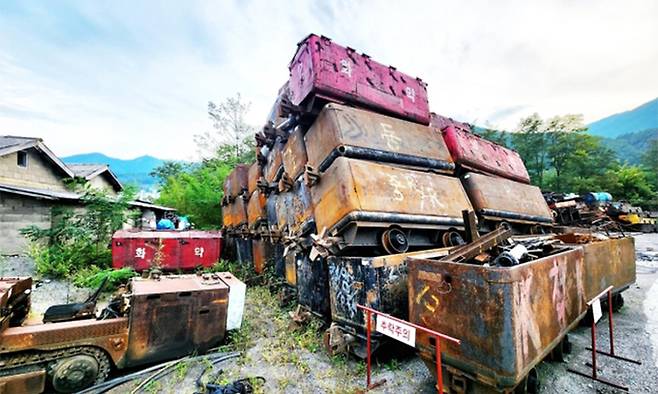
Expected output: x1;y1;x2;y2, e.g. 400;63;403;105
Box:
21;186;137;279
73;266;137;290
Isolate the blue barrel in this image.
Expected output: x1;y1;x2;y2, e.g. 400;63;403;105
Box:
584;192;612;205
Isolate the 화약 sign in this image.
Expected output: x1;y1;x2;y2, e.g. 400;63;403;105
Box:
376;314;416;347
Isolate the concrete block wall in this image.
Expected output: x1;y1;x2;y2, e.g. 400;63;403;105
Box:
0;193;52;255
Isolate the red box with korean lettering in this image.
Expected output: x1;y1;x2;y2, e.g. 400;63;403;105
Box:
433;113;531;184
289;34;430;125
112;230;222;271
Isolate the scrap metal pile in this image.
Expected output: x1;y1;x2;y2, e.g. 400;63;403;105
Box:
545;191;658;233
221;34;637;393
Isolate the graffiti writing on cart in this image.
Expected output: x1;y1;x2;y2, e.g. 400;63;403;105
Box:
329;263;359;319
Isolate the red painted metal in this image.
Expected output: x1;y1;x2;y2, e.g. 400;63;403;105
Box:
112;230;222;271
440;123;530;184
357;304;460;393
289;34;430;125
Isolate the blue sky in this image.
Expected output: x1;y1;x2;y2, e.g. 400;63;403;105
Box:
1;0;657;160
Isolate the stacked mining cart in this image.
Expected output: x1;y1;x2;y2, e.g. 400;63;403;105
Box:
221;32;556;319
219;33;637;393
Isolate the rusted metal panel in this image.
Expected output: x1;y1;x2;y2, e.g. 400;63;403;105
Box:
289;34;430;125
0;318;130;366
0;369;45;394
282;127;308;181
462;172;553;225
407;248;587;390
440;122;530;184
305;103;454;173
294;253;330;318
557;235;636;299
285;252;297;286
125;275;229;368
264;139;285;184
223;164;249;200
252;238;267;274
232;196;248;229
236;238;253;266
247;162;261;195
246;190;268;231
311;157;472;236
286;177;315;237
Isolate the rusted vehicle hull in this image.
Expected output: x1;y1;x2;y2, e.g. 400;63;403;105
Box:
311;157;472;254
289;34;430;125
304;103;454;173
461;172;553;227
223;164;249;201
124;275;230;367
441;123;530;184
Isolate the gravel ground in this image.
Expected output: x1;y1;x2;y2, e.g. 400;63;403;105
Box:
2;233;657;393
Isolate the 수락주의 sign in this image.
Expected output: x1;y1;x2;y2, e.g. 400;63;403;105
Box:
376;314;416;347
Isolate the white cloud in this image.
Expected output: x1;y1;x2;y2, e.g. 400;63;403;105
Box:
0;0;656;160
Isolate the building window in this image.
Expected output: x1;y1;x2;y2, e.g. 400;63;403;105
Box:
17;151;28;168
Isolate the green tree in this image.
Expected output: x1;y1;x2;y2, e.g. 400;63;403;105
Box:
194;93;255;160
512;113;548;187
544;114;587;192
601;165;655;206
149;161;188;186
641;139;658;189
157;93;256;227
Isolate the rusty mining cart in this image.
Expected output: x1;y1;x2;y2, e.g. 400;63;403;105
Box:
0;273;245;393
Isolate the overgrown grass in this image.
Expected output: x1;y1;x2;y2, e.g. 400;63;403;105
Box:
72;266;137;290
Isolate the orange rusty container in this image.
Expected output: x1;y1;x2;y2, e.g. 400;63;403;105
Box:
407;247;588;392
282;127;308;181
223;197;247;232
305;103;454;173
311;157;472;253
223;164;249;201
247;162;261;195
407;234;636;392
247;190;268;231
461;172;553;225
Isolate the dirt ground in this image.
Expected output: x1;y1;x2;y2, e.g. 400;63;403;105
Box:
2;233;657;393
